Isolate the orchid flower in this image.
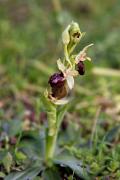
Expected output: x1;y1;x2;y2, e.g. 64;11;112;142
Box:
57;59;78;90
75;43;94;63
40;22;94;163
48;23;93;105
48;59;78;105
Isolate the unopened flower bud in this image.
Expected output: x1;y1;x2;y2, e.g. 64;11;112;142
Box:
69;22;81;44
77;61;85;75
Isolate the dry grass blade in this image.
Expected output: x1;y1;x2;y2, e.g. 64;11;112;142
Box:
91;106;101;144
92;67;120;77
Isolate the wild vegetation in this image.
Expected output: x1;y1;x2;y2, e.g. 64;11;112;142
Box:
0;0;120;179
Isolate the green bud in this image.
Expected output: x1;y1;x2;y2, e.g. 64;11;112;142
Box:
62;22;81;46
69;21;81;44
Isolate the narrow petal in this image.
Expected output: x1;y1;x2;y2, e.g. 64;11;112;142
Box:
57;59;66;72
86;57;91;61
75;43;94;63
82;43;94;52
66;76;74;90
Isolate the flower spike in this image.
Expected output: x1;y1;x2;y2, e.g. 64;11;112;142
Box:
47;23;93;104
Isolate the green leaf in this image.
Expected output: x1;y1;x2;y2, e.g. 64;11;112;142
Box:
3;152;13;173
53;155;89;179
5;163;42;180
19;130;45;159
57;105;68;128
43;168;61;180
7;120;22;137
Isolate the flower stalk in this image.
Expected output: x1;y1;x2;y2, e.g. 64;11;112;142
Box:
41;21;93;164
45;107;57;161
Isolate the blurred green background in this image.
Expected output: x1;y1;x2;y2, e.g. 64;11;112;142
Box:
0;0;120;123
0;1;120;178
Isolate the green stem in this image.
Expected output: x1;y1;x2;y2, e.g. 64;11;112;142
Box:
42;84;67;165
64;44;72;67
45;129;58;162
45;105;57;163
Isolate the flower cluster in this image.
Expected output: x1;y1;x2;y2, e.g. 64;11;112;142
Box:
48;21;93;105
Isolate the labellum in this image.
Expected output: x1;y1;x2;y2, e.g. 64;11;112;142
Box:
48;73;68;99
